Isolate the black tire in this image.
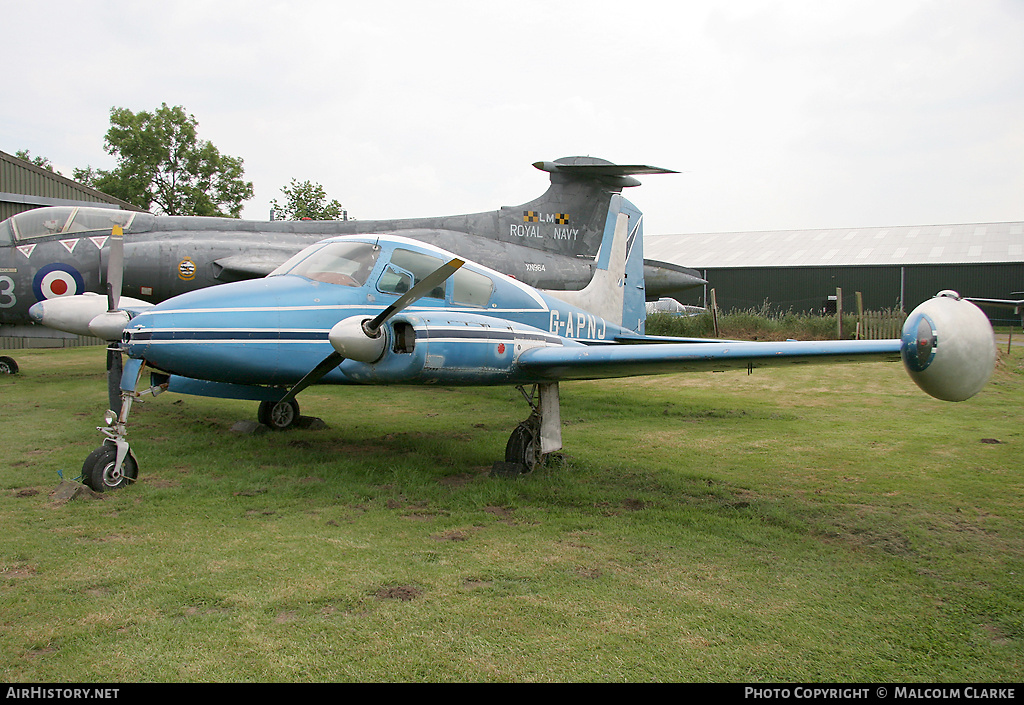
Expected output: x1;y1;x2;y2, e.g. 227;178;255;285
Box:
504;421;539;473
258;399;300;430
0;356;18;375
82;445;138;492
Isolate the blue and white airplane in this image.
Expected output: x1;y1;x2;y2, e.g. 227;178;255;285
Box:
32;196;998;491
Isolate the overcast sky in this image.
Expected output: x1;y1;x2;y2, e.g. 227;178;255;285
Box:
3;0;1022;237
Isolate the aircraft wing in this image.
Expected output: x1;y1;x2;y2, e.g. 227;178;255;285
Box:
965;297;1024;310
613;333;744;344
516;339;902;382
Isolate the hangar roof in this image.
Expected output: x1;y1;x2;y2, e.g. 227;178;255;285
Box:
645;222;1024;269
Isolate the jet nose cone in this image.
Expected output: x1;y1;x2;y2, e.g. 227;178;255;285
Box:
28;301;45;323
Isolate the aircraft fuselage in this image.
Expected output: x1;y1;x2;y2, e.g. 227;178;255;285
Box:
123;235;636;389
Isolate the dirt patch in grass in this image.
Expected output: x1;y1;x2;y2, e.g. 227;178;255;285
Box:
484;505;514;519
375;585;422;601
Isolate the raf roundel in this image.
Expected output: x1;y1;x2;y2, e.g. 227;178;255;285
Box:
32;263;86;301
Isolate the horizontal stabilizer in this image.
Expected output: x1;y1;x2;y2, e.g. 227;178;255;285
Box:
534;162;678;176
533;159;677;179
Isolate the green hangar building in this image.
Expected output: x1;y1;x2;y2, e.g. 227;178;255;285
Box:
645;222;1024;324
1;149;137;220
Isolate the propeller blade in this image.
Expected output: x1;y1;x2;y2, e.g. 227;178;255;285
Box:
106;224;124;312
365;258;464;334
277;351;345;406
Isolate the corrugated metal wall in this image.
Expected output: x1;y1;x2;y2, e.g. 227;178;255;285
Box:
0;201;30;222
685;265;902;312
676;262;1024;320
0;334;105;350
0;150;137;220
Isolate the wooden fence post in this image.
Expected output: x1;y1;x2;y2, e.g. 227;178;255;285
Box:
709;288;720;338
836;287;843;339
855;291;864;340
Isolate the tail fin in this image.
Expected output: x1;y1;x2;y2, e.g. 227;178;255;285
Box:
540;194;647;334
499;157;676;261
618;197;648;334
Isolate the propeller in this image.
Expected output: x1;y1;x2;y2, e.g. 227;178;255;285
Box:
87;225;131;341
107;224;124;311
276;257;464;406
91;225;128;413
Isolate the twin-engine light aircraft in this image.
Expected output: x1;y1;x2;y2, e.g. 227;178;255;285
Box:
34;196;998;492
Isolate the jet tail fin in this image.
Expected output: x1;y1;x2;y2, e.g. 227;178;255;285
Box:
500;157;674;266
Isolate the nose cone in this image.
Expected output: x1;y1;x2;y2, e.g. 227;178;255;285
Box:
28;301;44;323
27;294;109;336
643;262;707;300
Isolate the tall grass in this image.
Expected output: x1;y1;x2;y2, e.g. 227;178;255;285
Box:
647;304;869;340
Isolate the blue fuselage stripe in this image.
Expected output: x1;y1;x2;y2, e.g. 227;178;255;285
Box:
131;330;326;342
129;327;563;346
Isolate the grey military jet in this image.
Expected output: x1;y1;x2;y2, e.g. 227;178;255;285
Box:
0;158;704;350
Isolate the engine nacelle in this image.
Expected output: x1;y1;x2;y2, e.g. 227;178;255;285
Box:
329;315;387;363
901;291;996;401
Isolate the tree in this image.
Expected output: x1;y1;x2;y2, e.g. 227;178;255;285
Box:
15;149;61;175
73;103;253;217
270;179;348;221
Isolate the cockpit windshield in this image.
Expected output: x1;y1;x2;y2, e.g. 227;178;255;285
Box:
8;207;139;242
269;241;381;287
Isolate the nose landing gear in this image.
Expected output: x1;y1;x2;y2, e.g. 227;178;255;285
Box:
81;358;164;492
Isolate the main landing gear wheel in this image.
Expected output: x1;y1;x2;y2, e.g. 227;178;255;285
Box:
0;356;18;374
81;444;138;492
504;416;543;474
258;398;300;430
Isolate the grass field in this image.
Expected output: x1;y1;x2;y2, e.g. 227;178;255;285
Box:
0;345;1021;682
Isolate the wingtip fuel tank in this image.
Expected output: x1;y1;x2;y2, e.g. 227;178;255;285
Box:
900;291;996;402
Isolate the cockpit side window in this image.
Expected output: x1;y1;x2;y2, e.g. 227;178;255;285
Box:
0;219;12;246
377;265;414;295
452;268;493;307
9;207;75;240
273;241;381;286
65;208;136;234
9;207;137;241
378;249;446;299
